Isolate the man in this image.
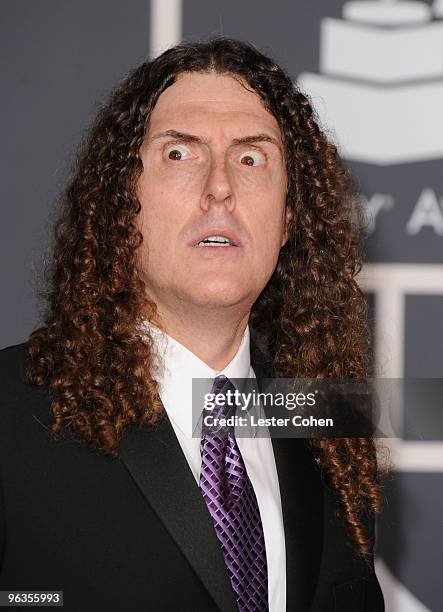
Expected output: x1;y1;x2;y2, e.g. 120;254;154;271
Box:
0;38;384;611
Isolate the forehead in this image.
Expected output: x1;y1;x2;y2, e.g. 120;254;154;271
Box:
147;71;282;141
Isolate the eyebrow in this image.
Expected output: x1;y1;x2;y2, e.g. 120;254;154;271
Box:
147;129;282;149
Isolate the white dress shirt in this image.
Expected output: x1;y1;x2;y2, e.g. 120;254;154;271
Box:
143;321;286;612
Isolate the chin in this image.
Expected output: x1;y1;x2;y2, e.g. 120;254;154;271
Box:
186;280;251;308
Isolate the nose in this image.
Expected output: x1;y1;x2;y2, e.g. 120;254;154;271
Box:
200;159;235;212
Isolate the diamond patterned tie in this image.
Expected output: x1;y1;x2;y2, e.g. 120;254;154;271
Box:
199;375;269;611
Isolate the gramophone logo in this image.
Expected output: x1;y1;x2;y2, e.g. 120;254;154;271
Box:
298;0;443;165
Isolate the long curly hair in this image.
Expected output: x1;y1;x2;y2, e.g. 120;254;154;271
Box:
26;37;384;558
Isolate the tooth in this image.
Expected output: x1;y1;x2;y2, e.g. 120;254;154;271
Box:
196;234;232;247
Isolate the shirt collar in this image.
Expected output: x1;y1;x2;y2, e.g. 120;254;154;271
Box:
140;320;254;438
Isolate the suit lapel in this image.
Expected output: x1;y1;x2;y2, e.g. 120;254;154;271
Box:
251;345;324;611
119;413;238;612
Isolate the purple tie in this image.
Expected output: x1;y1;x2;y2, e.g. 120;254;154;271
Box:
199;375;269;611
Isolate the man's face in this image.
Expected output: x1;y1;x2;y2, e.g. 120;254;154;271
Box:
137;71;288;316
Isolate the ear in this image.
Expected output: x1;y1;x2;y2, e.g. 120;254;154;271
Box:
281;205;293;247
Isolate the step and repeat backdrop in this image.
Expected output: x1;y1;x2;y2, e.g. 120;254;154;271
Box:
1;1;442;610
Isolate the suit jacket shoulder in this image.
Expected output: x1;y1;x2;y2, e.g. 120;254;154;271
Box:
0;342;28;396
0;342;51;441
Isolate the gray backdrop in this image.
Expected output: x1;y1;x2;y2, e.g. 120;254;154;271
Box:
1;1;442;610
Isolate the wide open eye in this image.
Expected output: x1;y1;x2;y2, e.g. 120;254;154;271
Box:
239;149;266;167
165;144;192;161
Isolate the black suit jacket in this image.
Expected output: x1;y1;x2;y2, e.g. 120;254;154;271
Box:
0;342;384;611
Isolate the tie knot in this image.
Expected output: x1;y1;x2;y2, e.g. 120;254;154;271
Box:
202;375;238;438
211;374;235;397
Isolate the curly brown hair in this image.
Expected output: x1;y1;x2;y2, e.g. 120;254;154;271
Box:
26;37;384;559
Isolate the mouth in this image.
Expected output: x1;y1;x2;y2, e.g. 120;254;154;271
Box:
190;230;242;248
195;235;236;248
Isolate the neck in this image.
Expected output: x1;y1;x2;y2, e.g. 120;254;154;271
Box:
151;303;251;371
